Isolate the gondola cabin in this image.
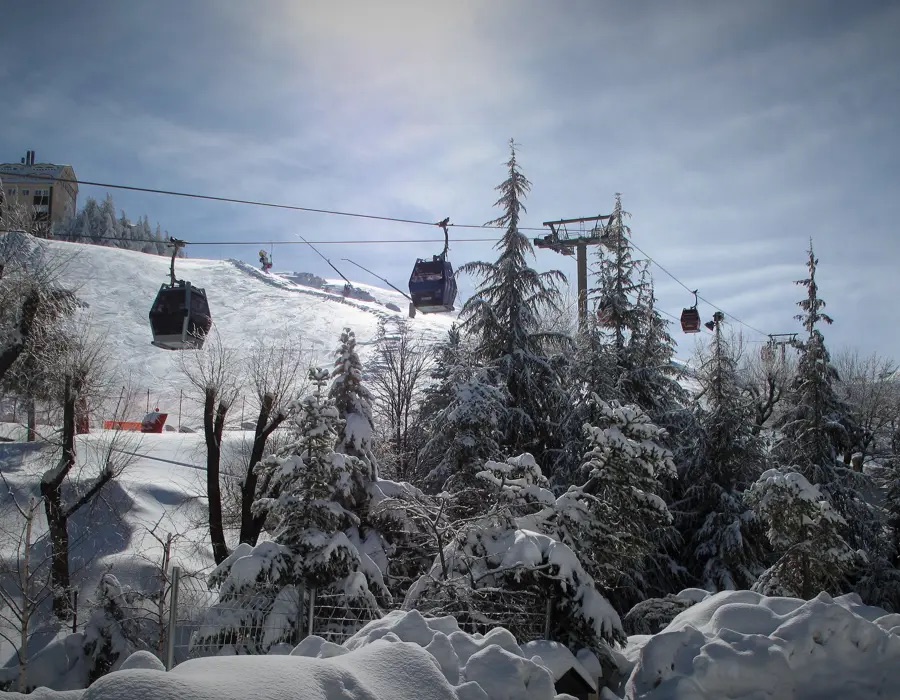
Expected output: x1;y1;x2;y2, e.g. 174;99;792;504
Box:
149;282;212;350
680;307;702;333
408;257;458;313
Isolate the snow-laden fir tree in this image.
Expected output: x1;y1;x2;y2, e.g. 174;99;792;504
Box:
560;200;685;483
573;399;677;610
746;468;857;598
404;452;625;651
774;242;851;481
457;139;568;464
538;399;678;612
773;243;879;555
420;365;507;512
679;315;768;591
329;327;375;464
194;368;389;654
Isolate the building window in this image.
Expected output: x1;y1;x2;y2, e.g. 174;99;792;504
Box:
22;189;30;196
33;189;50;206
7;188;16;196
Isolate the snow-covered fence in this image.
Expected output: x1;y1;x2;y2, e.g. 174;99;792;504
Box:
166;584;552;667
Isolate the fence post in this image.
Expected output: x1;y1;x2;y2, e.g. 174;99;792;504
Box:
296;586;306;645
178;389;183;432
165;566;181;670
543;597;552;640
307;587;316;637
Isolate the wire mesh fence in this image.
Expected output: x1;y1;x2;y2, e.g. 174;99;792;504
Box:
165;570;552;668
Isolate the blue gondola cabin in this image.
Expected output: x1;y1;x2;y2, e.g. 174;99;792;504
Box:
408;257;458;313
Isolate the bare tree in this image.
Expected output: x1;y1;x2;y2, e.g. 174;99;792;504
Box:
0;229;78;391
179;331;240;565
0;477;52;693
236;335;308;545
369;320;433;482
740;343;796;435
834;350;900;465
38;322;133;618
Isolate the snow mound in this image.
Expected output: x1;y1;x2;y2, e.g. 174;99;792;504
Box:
625;590;900;699
297;610;564;699
118;651;166;672
83;643;464;700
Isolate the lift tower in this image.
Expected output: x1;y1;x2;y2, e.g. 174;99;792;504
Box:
535;213;613;330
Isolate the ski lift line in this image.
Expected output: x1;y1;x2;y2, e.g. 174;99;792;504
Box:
50;233;501;246
0;169;549;232
628;238;769;338
106;444;244;482
341;258;413;302
296;232;350;285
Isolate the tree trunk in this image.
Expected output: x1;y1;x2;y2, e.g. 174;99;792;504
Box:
41;377;77;619
239;394;287;545
204;388;229;565
26;396;36;442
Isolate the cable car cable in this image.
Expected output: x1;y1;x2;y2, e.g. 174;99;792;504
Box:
0;169;550;231
12;166;773;337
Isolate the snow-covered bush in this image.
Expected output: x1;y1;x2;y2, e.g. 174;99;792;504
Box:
81;574;143;684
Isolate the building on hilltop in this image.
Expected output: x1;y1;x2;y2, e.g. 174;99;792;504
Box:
0;149;78;230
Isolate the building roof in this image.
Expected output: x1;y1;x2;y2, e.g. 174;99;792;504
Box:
0;162;74;182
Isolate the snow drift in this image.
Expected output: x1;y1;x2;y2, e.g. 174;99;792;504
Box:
625;589;900;699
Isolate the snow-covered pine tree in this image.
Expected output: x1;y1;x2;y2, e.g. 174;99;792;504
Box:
329;327;375;464
680;317;768;591
774;242;850;481
620;270;686;423
746;468;857;598
194;368;388;655
420;365;508;510
458;139;568;463
772;243;878;554
81;574;142;683
572;398;677;611
590;194;647;366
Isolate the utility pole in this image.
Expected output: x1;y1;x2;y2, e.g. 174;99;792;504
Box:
535;212;613;330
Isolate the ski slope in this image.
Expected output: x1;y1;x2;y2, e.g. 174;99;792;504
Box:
38;239;456;429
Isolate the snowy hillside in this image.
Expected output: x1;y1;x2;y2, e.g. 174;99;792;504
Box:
27;239;455;429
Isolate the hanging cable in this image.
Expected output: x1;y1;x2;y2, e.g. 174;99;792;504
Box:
628;239;769;337
7;164;773;338
0;170;549;231
295;232;351;285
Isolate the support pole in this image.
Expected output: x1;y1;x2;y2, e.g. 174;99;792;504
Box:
165;566;181;670
576;241;588;331
307;587;316;637
543;597;552;640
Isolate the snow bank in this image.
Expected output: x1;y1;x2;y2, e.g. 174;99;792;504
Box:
82;643;464;700
625;590;900;699
73;611;577;700
301;610;570;700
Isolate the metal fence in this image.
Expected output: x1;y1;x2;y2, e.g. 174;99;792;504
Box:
163;568;552;669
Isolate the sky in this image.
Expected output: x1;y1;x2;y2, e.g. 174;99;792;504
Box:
1;0;898;359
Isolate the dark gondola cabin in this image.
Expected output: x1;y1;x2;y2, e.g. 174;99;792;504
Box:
680;306;702;333
409;257;458;313
149;282;212;350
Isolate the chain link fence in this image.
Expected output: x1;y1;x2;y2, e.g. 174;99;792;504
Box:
163;568;552;669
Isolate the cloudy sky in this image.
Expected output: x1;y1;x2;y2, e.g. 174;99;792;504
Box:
2;0;898;359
